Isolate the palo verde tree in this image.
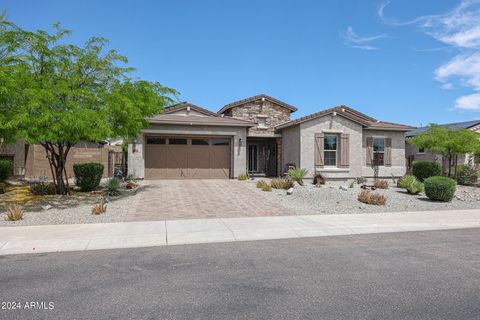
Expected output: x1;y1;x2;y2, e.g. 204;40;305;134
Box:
0;17;177;194
408;124;480;178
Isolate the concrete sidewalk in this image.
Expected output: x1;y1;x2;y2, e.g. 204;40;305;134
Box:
1;209;480;255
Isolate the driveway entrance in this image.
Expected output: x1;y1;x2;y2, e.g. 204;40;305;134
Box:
127;180;291;221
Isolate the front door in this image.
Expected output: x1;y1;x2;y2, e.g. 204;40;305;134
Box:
248;144;258;174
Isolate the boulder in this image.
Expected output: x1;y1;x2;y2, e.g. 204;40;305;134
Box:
286;188;294;195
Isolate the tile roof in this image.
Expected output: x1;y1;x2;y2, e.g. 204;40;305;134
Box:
218;94;298;114
276;106;415;131
406;120;480;137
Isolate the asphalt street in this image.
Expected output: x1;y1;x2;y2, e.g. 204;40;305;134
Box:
1;228;479;320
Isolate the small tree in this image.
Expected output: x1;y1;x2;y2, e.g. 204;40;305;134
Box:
408;124;479;178
0;17;177;194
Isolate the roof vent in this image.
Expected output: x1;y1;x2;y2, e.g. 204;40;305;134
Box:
332;111;337;116
186;105;191;115
341;108;345;112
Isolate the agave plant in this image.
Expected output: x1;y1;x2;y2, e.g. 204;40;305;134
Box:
398;175;424;195
288;168;308;186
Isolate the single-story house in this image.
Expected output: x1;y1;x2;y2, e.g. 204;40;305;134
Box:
405;120;480;173
128;94;415;181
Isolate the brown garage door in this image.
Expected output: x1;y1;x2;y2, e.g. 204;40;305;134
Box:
145;136;231;179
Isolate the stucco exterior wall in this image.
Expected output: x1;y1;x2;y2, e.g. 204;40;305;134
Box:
299;114;364;179
361;130;407;177
281;125;300;172
128;123;248;179
24;144;109;180
224;100;291;137
0;140;27;176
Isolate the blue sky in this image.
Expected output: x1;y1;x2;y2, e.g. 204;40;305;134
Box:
3;0;480;126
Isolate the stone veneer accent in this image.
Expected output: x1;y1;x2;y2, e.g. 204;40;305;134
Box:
223;99;291;137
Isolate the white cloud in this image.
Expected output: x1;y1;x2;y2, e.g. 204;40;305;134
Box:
342;26;386;50
455;93;480;110
380;0;480;110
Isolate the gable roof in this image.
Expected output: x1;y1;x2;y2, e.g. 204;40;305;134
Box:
148;102;254;127
218;94;298;114
163;102;220;117
276;105;415;131
406;119;480;137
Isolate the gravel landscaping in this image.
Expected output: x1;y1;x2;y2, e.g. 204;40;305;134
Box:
1;178;479;227
0;181;144;227
247;179;480;215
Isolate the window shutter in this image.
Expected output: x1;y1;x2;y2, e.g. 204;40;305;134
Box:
315;133;324;167
366;137;373;166
384;138;392;167
339;133;349;168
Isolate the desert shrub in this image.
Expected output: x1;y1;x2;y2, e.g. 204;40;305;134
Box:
313;174;325;185
262;184;272;192
30;182;56;195
288;168;308;186
374;179;389;189
358;190;386;205
406;180;424;195
126;181;139;190
398;175;415;189
424;176;456;202
6;204;23;221
456;165;478;186
412;161;441;182
73;163;104;192
356;177;367;184
256;180;268;188
237;173;249;181
125;174;135;182
91;199;107;215
106;177;122;196
0;159;13;182
398;175;425;194
271;178;294;189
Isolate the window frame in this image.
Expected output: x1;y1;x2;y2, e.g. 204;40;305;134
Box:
168;138;188;145
146;137;166;145
323;134;338;167
372;137;385;166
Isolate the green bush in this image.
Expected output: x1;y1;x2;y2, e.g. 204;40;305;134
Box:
73;163;104;192
0;159;13;182
456;165;478;186
106;177;122;196
262;184;272;192
256;180;268;188
412;161;441;182
237;173;249;181
424;176;456;202
30;182;56;195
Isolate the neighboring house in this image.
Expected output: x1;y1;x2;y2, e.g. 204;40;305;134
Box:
405;120;480;172
0;141;114;179
129;94;415;181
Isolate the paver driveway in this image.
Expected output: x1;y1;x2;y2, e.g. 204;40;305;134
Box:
127;180;292;221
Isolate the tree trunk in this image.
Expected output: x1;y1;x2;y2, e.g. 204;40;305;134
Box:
454;154;458;180
41;142;72;195
448;155;452;178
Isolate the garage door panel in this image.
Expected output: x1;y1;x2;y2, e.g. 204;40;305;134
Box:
166;147;188;179
145;146;167;179
188;147;211;178
210;146;230;178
